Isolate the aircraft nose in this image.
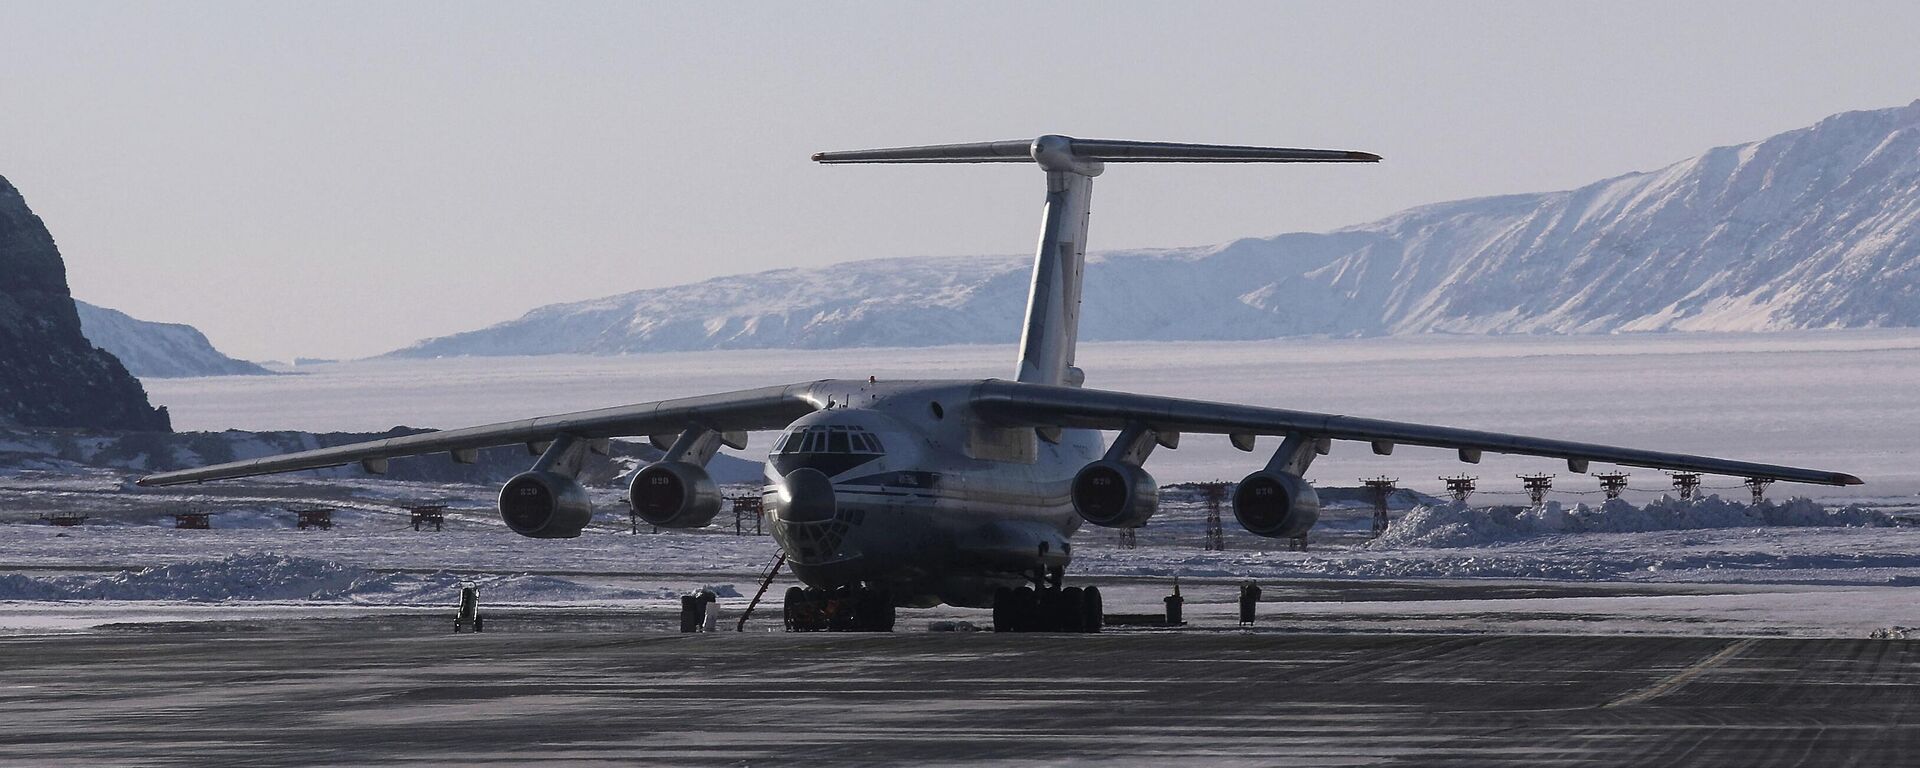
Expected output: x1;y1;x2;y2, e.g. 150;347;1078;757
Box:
775;467;837;523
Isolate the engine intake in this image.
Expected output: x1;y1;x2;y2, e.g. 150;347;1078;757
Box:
1071;460;1158;529
498;470;593;538
1232;471;1321;538
629;461;722;528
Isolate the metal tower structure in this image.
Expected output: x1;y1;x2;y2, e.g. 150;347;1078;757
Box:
1440;474;1479;505
1200;482;1228;551
1595;471;1631;500
1517;473;1556;508
1668;471;1703;501
1361;476;1398;538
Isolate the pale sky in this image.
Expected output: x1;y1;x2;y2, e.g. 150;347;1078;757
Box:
4;1;1918;361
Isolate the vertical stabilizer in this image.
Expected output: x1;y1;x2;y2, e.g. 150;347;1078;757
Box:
813;136;1379;386
1015;136;1100;385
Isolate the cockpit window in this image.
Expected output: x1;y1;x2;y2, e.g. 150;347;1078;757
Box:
778;425;885;456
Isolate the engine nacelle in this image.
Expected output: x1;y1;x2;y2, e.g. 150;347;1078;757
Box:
498;470;593;538
1071;460;1158;529
629;461;722;529
1232;471;1321;539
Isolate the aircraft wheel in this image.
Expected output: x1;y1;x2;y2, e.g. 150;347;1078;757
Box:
992;587;1014;632
1035;588;1063;633
1081;586;1104;634
1014;586;1038;632
783;586;805;632
798;587;828;632
827;586;857;632
1060;587;1086;633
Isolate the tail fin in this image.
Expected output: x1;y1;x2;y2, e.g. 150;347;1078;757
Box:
815;136;1378;385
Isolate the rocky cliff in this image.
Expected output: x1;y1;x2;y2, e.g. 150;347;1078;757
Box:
0;175;171;431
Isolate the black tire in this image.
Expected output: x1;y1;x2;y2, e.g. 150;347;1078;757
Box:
1044;587;1065;632
992;587;1014;632
1082;586;1104;634
828;586;856;632
783;586;805;632
474;616;484;633
1014;586;1037;633
1061;587;1086;633
802;588;827;632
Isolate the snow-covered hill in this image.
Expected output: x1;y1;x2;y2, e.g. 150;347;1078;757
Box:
389;100;1920;358
74;301;273;378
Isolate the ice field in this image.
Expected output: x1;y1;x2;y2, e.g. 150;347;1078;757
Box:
148;330;1920;495
4;331;1918;637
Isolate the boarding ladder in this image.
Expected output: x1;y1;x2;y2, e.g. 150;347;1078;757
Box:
735;552;787;632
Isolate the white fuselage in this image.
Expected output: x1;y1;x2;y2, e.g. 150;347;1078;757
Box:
760;379;1102;608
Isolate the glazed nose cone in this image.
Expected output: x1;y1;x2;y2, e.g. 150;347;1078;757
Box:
774;467;837;523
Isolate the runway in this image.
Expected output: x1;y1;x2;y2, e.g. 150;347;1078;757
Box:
2;615;1916;766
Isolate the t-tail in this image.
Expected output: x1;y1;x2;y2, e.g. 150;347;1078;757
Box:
814;136;1379;385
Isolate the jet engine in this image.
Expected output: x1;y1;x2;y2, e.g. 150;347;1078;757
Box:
1231;471;1321;538
1071;460;1158;529
629;461;723;528
498;470;593;538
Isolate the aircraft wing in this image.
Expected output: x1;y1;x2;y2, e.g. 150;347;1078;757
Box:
970;380;1863;486
135;382;825;487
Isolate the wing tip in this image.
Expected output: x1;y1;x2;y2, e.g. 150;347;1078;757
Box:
1836;473;1865;486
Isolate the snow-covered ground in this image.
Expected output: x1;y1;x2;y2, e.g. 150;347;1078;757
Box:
4;333;1913;638
4;468;1918;638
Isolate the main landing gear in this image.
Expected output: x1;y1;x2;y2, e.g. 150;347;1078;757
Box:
784;585;896;632
993;569;1104;633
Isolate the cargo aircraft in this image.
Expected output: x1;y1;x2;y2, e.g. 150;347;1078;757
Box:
140;136;1862;632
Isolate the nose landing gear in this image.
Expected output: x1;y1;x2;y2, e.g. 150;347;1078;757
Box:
783;585;896;632
992;583;1104;633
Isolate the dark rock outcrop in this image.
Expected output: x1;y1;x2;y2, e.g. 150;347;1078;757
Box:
0;175;171;431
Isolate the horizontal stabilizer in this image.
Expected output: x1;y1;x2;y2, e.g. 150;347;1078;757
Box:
813;135;1379;165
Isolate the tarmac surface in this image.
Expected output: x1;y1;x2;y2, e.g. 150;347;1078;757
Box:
2;610;1917;766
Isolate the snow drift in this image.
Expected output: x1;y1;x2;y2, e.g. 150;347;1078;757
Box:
1370;495;1894;549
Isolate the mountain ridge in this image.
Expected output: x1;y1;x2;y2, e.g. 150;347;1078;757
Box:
388;99;1920;358
74;301;275;378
